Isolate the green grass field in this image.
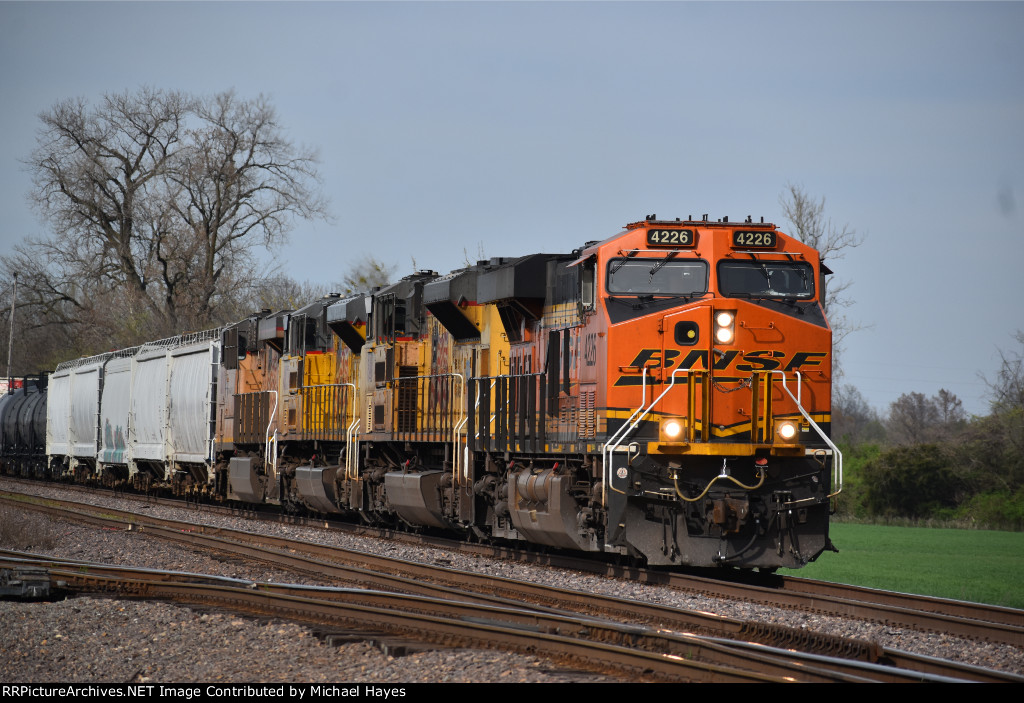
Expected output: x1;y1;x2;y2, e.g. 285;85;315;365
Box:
781;522;1024;610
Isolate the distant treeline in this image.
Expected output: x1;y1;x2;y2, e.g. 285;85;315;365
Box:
833;333;1024;530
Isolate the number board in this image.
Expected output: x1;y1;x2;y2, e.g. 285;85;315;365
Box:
732;230;777;248
646;229;696;247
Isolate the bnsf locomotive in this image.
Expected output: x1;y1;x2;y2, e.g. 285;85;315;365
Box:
1;216;841;570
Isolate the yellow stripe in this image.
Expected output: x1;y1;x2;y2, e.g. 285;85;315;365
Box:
604;409;831;438
647;442;806;457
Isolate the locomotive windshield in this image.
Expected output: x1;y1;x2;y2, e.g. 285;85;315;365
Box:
717;261;815;299
606;258;708;296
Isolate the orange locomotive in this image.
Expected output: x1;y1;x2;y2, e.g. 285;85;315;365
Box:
216;215;840;570
573;216;840;568
458;215;840;569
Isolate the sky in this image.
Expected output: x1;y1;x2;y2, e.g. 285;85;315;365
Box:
0;1;1022;416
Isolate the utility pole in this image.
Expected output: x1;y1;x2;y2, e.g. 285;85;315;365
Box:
6;272;17;392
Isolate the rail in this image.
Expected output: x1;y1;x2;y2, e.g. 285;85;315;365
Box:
467;372;547;454
137;328;221;353
3;488;1022;657
387;372;466;483
299;382;356;443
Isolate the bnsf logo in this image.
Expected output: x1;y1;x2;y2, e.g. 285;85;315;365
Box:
614;348;827;386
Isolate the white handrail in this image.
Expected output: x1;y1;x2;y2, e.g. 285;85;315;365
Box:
264;390;279;482
473;379;496;439
773;371;843;496
345;417;361;480
449;373;466;485
602;367;696;508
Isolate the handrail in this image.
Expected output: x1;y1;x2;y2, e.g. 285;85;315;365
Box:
299;382;355;439
138;328;221;353
345;417;360;480
602;369;691;500
207;342;218;469
264;390;279;483
603;366;687;507
600;368;841;512
601;367;647;508
773;371;843;497
314;382;358;476
454;413;469;485
467;372;543;452
473;379;497;439
53;352;114;373
448;373;466;486
386;371;466;484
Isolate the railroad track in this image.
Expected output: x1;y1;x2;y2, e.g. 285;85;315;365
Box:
3;479;1022;648
1;556;780;683
1;489;1021;683
0;555;1001;684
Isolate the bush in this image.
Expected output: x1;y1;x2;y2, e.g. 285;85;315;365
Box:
832;442;882;519
954;490;1024;531
860;444;966;519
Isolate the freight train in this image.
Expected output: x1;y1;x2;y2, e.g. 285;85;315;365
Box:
0;216;841;570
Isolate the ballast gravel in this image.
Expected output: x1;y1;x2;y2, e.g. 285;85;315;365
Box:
1;478;1022;683
2;597;604;684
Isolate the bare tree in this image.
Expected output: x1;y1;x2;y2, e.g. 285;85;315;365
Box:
888;392;941;445
338;255;396;294
935;388;967;426
22;89;188;332
779;185;863;367
832;383;885;444
984;330;1024;413
9;87;327;363
239;274;334;314
166;91;327;327
976;332;1024;484
887;388;966;445
462;241;487;268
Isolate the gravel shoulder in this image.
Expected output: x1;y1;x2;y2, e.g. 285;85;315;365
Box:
1;596;606;684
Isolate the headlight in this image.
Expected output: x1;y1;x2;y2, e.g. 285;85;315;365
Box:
661;418;685;440
776;421;798;442
714;310;735;344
